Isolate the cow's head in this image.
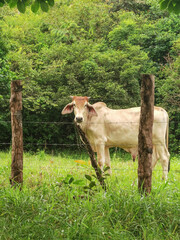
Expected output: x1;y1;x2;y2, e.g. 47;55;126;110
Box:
62;96;97;124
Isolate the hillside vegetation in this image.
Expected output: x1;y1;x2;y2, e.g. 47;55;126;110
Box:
0;0;179;152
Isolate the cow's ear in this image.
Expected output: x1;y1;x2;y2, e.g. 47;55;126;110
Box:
87;103;98;116
62;103;74;115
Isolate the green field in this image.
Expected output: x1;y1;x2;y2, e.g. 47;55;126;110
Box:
0;150;179;240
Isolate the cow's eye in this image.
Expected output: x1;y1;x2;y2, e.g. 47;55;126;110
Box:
73;103;76;107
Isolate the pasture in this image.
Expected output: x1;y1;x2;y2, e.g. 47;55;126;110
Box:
0;150;179;240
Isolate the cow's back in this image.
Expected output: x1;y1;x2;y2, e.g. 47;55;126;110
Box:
85;104;168;150
101;106;168;148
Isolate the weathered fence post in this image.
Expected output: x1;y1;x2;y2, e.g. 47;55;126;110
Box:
138;74;154;195
75;123;106;190
10;80;23;188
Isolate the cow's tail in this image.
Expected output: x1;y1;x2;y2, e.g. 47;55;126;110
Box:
166;113;170;172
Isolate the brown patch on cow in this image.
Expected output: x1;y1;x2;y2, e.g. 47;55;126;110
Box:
71;96;90;106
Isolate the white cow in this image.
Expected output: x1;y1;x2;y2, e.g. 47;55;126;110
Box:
62;96;170;180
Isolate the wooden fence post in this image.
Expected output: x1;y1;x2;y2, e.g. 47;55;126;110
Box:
138;74;154;195
10;80;23;188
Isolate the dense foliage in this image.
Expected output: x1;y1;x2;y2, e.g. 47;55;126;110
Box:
159;0;180;14
0;0;180;14
0;27;17;148
0;0;179;152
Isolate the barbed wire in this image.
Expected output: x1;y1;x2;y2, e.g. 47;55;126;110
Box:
1;95;136;101
1;95;179;103
0;142;177;147
0;165;179;173
0;120;179;124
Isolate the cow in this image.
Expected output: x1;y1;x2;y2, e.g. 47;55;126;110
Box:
62;96;170;180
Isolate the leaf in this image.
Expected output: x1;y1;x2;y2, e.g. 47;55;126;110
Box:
17;0;26;13
85;174;92;181
0;0;5;7
89;181;96;189
40;0;49;12
31;0;39;13
168;1;174;12
97;167;102;174
160;0;169;10
68;177;74;184
66;174;73;178
73;180;84;185
172;1;180;14
105;173;110;177
9;0;17;8
62;174;73;184
92;174;97;179
48;0;54;7
99;176;105;182
104;166;110;172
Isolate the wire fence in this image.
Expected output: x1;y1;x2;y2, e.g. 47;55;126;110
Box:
0;164;180;173
0;120;179;148
1;120;177;124
0;143;175;148
0;91;179;176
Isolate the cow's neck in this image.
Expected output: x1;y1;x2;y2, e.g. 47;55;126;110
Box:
79;121;88;133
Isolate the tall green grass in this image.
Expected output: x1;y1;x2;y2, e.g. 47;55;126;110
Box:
0;151;179;240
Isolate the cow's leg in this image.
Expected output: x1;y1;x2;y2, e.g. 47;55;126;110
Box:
97;143;106;172
156;145;170;180
105;147;112;175
152;153;157;169
152;146;158;169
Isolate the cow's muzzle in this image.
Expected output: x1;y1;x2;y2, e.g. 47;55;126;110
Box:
76;117;83;123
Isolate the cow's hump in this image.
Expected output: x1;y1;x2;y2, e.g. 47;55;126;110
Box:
93;102;107;109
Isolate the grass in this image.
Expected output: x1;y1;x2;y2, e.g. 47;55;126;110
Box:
0;150;179;240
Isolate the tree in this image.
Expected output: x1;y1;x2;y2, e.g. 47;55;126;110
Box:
0;0;180;14
0;0;179;152
157;39;180;152
159;0;180;14
0;29;17;149
0;0;54;13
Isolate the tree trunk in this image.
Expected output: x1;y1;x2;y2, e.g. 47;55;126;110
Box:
10;80;23;188
138;74;154;195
